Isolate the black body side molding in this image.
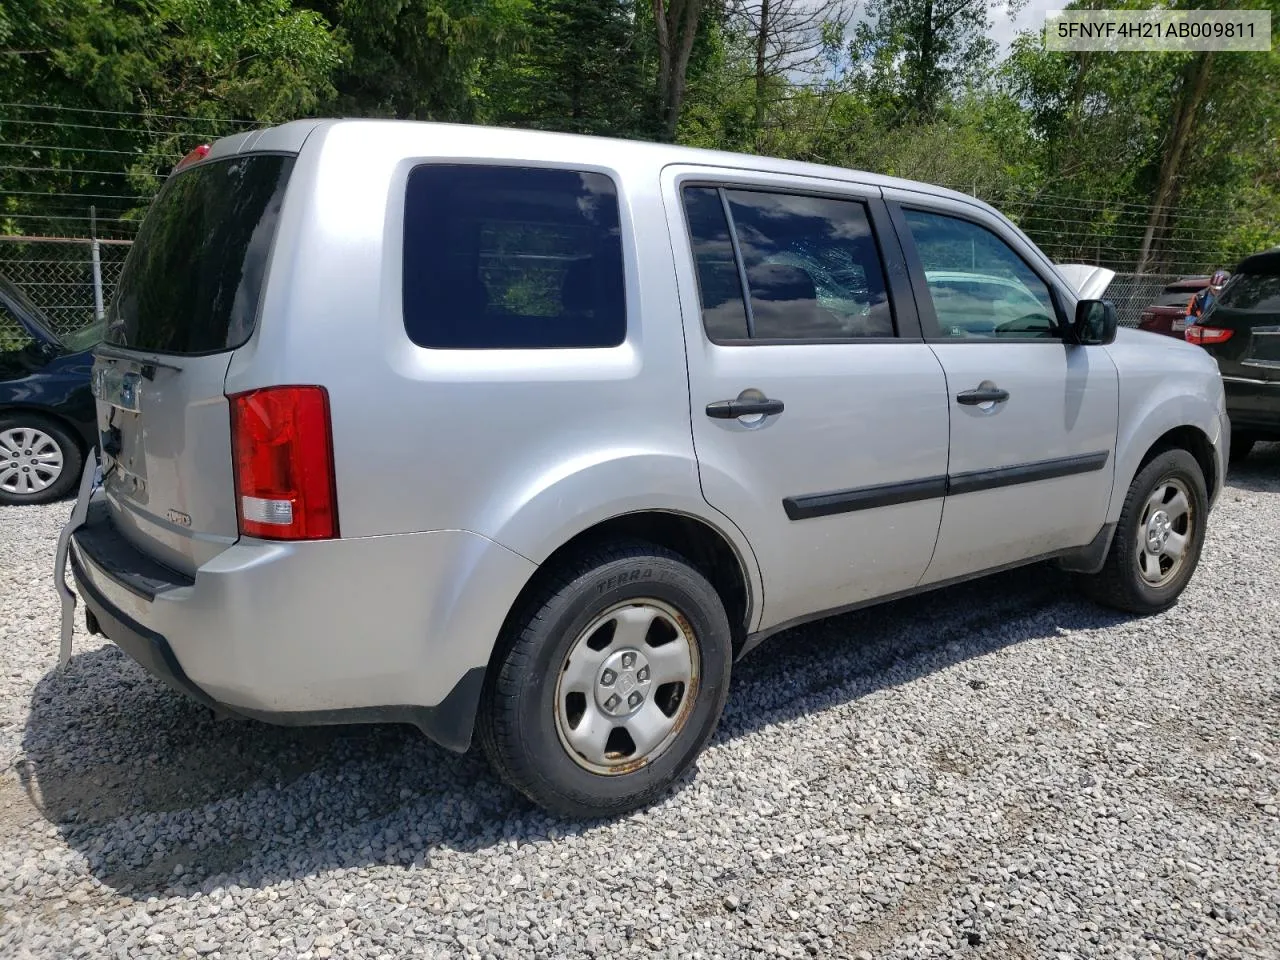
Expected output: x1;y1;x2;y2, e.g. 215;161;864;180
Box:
783;451;1110;521
946;451;1110;497
783;475;948;520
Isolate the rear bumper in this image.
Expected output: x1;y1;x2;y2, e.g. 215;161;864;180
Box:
1222;376;1280;435
67;492;536;750
71;547;220;711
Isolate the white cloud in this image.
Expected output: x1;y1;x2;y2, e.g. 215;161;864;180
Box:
990;0;1060;53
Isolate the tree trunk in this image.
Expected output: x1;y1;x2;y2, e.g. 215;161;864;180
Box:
918;0;934;121
653;0;673;127
754;0;771;136
653;0;704;141
1136;51;1214;273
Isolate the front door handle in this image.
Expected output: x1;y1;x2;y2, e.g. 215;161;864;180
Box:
706;398;785;419
956;386;1010;406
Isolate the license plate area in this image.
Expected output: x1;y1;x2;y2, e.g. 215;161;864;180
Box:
92;366;143;414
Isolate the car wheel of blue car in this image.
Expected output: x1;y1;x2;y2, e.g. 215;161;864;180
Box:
0;414;83;505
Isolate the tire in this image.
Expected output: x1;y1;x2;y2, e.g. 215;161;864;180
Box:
0;414;83;506
1229;435;1256;465
478;540;733;818
1077;448;1208;615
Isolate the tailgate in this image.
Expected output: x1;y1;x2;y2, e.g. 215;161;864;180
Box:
93;151;295;576
1206;273;1280;382
94;351;238;575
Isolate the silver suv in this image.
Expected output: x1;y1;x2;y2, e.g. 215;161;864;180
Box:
55;120;1229;817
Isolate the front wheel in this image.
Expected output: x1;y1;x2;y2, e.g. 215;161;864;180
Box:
478;541;733;818
1077;449;1208;614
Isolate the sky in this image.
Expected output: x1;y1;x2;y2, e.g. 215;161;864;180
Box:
837;0;1060;55
990;0;1061;52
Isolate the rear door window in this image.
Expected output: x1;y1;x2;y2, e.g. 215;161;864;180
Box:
108;154;294;355
402;165;626;349
681;186;893;342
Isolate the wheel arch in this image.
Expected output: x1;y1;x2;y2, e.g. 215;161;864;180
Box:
492;509;759;665
1109;392;1224;525
1134;425;1218;503
0;404;91;457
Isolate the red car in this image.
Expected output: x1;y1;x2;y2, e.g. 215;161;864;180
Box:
1138;276;1210;337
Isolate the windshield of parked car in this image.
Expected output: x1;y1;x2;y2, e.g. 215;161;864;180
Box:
58;316;106;353
0;276;59;343
0;275;104;352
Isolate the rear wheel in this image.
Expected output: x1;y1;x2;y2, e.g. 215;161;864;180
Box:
0;415;82;505
1077;449;1207;614
478;541;732;818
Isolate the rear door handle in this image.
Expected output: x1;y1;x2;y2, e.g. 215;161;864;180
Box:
956;386;1010;405
706;398;785;419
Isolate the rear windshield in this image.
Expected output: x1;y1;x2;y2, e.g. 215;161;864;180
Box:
1218;273;1280;312
1152;291;1195;308
107;154;294;354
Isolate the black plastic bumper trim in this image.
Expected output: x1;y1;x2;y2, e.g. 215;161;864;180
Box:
70;548;217;709
70;500;193;601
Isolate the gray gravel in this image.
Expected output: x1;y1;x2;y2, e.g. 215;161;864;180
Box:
2;447;1279;959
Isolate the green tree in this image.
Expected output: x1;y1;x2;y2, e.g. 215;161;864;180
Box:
484;0;651;138
999;0;1280;272
851;0;1011;125
652;0;708;140
0;0;344;235
309;0;528;121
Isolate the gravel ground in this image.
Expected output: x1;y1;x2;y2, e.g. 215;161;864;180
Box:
1;447;1278;960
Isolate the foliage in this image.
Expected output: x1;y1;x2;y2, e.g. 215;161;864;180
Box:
1;0;1277;270
309;0;528;121
484;0;652;138
0;0;345;234
850;0;1007;125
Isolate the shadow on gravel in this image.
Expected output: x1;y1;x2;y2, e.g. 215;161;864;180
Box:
19;561;1128;899
1226;440;1280;493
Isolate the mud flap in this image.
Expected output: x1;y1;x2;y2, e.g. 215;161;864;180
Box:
53;449;99;666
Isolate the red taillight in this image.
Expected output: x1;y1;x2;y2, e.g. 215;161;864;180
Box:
1184;325;1233;346
229;386;338;540
173;144;210;173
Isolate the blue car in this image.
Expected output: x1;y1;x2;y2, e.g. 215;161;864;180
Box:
0;275;101;504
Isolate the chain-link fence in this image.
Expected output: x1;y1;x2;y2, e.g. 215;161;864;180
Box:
1104;272;1191;328
0;234;1191;340
0;236;132;337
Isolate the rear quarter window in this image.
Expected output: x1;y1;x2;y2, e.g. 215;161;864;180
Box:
402;165;626;349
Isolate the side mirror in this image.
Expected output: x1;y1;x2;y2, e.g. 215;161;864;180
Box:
1070;298;1118;346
